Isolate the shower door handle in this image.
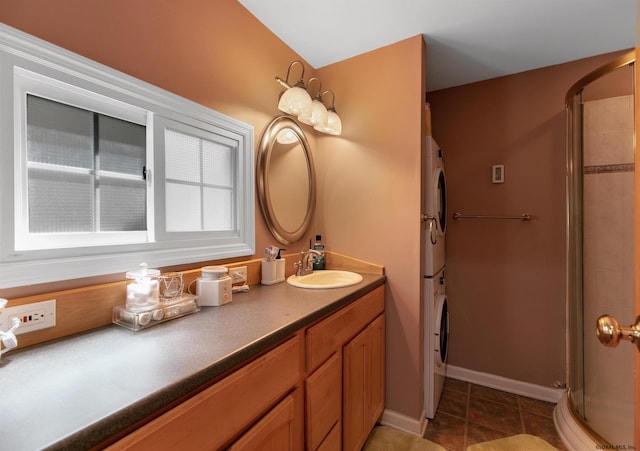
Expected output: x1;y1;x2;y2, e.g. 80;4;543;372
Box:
596;314;640;349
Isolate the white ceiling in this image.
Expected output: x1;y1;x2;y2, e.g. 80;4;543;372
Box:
237;0;636;92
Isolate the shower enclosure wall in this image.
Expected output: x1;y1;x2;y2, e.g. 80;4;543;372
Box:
555;51;635;449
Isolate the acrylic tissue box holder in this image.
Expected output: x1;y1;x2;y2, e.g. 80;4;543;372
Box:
261;259;285;285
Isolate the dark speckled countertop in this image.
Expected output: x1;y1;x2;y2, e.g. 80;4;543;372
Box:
0;273;384;451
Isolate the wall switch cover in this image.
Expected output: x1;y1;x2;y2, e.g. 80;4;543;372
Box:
492;164;504;183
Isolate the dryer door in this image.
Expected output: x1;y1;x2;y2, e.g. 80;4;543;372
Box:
434;294;449;367
434;167;447;236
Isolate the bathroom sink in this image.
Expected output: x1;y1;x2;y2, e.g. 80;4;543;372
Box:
287;270;363;289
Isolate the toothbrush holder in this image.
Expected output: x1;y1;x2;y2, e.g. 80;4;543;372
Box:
261;259;286;285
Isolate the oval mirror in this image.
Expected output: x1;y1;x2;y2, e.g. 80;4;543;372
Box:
257;116;316;245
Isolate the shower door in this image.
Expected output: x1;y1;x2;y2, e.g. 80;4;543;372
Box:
567;52;638;446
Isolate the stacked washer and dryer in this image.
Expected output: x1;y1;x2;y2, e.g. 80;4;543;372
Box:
423;131;449;420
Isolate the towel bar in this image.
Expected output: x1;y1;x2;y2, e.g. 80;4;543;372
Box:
453;212;531;222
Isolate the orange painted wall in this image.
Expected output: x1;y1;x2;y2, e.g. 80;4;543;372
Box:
427;50;630;387
0;0;294;122
316;36;426;420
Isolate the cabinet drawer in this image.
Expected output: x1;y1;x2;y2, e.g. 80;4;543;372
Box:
306;352;342;450
107;334;302;450
306;285;384;373
229;388;302;451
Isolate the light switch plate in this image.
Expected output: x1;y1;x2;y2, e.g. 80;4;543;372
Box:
492;164;504;183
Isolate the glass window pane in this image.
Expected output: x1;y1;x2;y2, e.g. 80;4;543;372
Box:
164;128;235;233
99;178;146;231
28;167;94;233
165;129;201;183
26;96;148;237
27;95;94;169
203;140;232;187
203;187;232;230
98;115;146;176
165;182;201;231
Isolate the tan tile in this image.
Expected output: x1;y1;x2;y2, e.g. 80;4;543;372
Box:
599;129;634;165
444;377;468;394
465;422;511;447
523;412;566;450
470;384;518;406
583;101;597;134
518;396;556;418
424;411;466;451
468;397;524;435
438;387;467;419
598;95;633;133
426;381;568;451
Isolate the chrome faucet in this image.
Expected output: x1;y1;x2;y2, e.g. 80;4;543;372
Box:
294;249;324;276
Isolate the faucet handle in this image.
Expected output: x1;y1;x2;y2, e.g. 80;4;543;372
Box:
294;257;306;276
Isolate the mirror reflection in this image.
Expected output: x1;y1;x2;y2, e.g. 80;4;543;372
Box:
269;134;310;232
257;116;315;245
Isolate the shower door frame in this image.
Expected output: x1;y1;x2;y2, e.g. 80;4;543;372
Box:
565;48;639;446
634;46;639;449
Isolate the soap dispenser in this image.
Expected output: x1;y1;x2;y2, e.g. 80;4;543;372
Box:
313;235;325;270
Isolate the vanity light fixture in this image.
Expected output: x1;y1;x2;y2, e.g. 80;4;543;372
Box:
314;90;342;136
275;61;342;136
276;60;313;116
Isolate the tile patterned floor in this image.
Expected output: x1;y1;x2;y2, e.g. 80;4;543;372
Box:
423;378;567;450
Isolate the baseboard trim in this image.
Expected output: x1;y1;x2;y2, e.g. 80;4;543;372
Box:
446;365;564;403
379;407;428;437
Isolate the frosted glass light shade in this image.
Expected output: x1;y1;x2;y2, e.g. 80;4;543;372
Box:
314;110;342;135
325;110;342;135
278;86;312;116
298;99;328;127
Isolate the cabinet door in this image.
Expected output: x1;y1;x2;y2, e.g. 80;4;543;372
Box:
342;314;385;451
343;327;368;451
306;352;342;450
229;389;302;451
316;421;341;451
368;315;385;423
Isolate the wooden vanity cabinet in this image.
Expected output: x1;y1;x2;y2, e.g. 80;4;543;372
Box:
106;334;303;450
105;283;385;451
305;285;385;451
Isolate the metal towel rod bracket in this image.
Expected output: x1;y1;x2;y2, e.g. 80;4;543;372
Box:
453;212;531;222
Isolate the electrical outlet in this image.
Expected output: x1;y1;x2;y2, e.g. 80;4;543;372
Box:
0;299;56;335
229;266;248;285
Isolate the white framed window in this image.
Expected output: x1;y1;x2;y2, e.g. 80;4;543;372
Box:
0;24;254;288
